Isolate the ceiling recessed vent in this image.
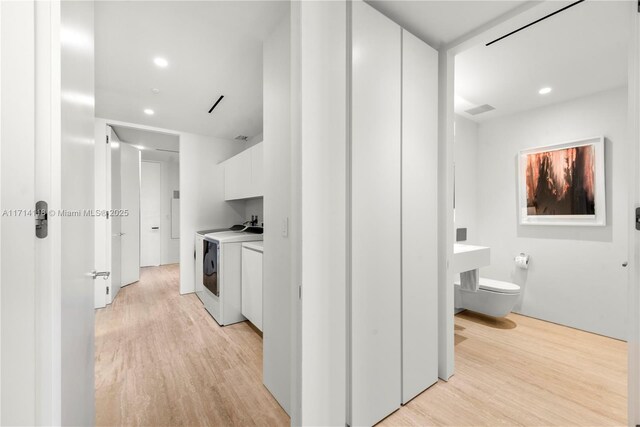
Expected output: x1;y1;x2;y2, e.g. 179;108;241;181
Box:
234;135;249;141
465;104;495;116
208;95;224;113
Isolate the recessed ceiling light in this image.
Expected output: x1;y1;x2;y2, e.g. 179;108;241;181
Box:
144;108;154;115
132;145;146;150
538;87;552;95
153;57;168;68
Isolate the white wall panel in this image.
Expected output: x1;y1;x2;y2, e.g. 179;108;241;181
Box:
263;14;292;414
351;2;402;425
401;29;439;404
297;1;347;424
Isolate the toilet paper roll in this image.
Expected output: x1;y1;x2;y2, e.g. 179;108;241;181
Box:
515;253;530;270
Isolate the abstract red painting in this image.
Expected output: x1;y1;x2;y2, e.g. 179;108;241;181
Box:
519;137;605;226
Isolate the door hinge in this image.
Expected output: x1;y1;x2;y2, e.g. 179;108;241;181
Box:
106;135;109;144
106;286;110;295
35;200;48;238
637;0;639;13
636;207;640;230
298;284;302;300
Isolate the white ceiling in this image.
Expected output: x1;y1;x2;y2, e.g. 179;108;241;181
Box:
95;1;288;140
455;0;630;122
111;125;179;152
366;0;528;48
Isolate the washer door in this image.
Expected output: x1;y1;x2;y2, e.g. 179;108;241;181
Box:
203;240;219;297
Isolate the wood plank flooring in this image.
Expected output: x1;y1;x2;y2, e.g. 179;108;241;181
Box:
97;265;626;426
95;264;289;426
381;311;627;426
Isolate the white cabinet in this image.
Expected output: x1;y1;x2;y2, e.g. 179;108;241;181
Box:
350;2;438;425
223;143;263;201
250;143;263;197
401;29;439;404
351;2;402;426
241;244;263;331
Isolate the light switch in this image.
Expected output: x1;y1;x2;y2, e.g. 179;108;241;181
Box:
281;217;289;238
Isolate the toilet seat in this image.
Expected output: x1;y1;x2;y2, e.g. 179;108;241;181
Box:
478;278;520;294
455;277;520;294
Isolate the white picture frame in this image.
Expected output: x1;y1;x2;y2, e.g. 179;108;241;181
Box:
518;136;606;226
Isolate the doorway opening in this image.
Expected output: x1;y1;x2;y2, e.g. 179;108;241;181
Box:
440;0;629;424
94;124;180;309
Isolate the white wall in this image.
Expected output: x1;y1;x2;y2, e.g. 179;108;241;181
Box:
141;150;180;265
458;87;628;339
454;115;478;244
263;13;292;415
245;132;263;149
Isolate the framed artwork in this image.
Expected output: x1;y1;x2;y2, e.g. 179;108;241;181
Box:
518;136;606;226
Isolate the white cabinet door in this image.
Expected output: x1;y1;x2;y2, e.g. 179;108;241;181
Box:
250;143;264;198
401;29;439;404
223;143;264;201
241;246;263;331
351;2;402;426
224;149;252;200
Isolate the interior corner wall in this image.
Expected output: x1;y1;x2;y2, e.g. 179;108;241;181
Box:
464;87;628;340
179;132;246;294
141;150;180;265
263;11;292;415
454;114;478;244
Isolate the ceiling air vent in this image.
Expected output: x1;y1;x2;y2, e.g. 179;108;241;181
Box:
234;135;249;141
465;104;495;116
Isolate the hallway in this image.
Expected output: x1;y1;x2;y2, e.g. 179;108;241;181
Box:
95;264;289;426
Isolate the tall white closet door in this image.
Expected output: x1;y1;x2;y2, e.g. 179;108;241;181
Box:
351;2;402;426
401;29;439;404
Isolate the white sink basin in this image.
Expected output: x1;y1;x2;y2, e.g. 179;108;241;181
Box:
453;244;490;274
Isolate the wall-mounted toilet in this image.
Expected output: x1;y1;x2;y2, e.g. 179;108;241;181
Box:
454;277;520;318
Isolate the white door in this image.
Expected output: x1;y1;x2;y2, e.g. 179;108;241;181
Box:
60;1;96;424
630;3;640;423
121;143;140;285
140;161;161;266
1;2;38;424
2;2;96;424
108;126;122;302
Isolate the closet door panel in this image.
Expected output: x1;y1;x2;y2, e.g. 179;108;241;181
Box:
401;29;439;404
351;1;402;425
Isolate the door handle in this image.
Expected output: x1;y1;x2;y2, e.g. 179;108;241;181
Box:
90;270;110;280
151;227;159;230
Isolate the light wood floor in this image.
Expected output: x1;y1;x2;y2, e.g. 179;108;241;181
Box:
382;311;627;426
97;265;626;426
95;264;290;426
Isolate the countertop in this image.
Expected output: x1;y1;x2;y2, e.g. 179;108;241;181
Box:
242;241;264;253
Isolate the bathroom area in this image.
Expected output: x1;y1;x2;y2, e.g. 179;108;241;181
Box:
447;0;629;423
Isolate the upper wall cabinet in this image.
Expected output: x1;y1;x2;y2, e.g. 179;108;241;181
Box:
223;142;264;201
